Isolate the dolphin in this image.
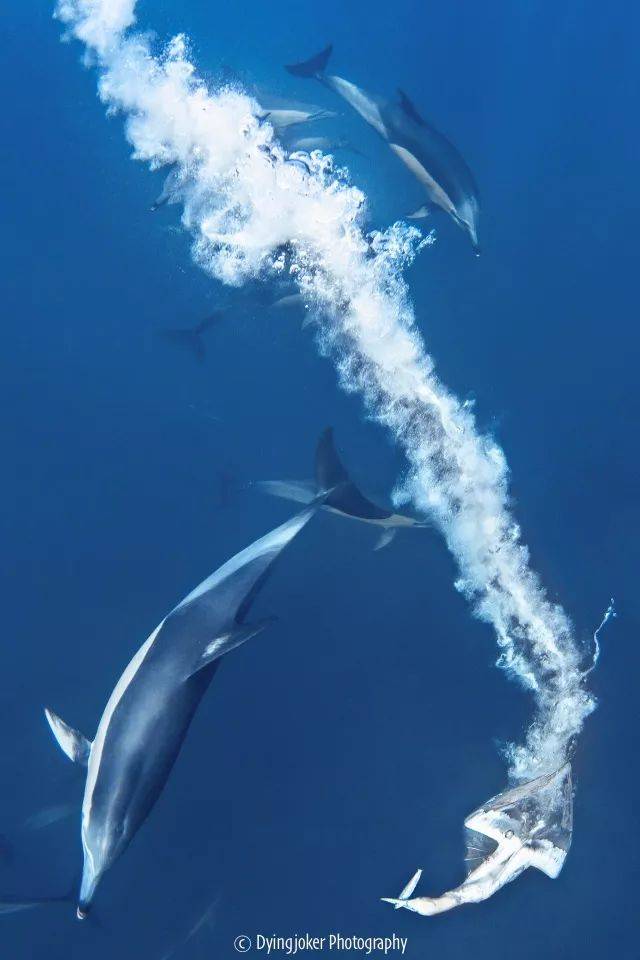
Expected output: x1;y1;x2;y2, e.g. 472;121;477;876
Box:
382;764;572;916
150;166;187;212
285;46;480;252
44;503;323;919
160;892;220;960
257;99;337;135
23;802;76;832
269;293;305;312
284;135;364;157
159;311;224;363
255;427;427;550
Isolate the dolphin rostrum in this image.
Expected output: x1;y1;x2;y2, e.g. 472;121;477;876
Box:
382;764;573;916
44;503;323;918
256;427;427;550
285;46;480;252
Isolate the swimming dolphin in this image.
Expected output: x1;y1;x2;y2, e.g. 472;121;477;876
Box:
285;46;480;251
160;892;220;960
257;100;337;135
159;311;224;363
44;503;324;919
150;166;187;212
23;802;76;832
284;135;364;157
255;427;427;550
382;764;572;916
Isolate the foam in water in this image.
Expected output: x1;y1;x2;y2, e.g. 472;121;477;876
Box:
55;0;596;787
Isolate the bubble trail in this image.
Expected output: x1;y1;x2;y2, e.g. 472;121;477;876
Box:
55;0;596;787
583;599;616;678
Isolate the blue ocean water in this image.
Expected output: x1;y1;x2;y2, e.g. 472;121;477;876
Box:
1;1;638;958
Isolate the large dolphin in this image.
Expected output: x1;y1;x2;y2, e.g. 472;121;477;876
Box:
382;764;572;915
44;503;323;918
256;427;427;550
285;46;480;252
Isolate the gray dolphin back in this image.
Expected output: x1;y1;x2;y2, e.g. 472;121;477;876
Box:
158;504;321;673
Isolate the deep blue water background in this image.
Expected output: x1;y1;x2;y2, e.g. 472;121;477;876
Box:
1;1;638;957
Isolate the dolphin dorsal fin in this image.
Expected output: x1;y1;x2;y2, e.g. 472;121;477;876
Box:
397;88;426;127
314;428;392;521
315;427;350;490
44;708;92;766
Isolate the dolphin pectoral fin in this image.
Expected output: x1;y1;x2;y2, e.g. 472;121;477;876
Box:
373;529;396;551
44;708;92;766
186;617;277;678
406;204;431;220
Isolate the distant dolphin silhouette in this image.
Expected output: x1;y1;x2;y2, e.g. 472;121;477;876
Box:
44;502;325;918
382;764;573;915
0;885;73;916
285;46;480;252
257;101;337;135
159;312;224;363
256;427;427;550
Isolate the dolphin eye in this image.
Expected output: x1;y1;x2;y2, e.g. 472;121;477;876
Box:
505;829;514;839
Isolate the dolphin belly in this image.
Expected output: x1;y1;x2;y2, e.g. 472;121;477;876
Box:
81;655;220;908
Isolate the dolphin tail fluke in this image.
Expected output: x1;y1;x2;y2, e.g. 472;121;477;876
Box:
195;312;223;336
285;44;333;78
44;708;92;766
398;868;423;902
381;868;423;910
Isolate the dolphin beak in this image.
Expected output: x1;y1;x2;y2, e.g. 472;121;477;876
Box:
77;857;100;920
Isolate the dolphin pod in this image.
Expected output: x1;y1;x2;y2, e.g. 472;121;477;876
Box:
285;45;481;252
44;500;326;918
382;764;573;915
256;427;428;550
